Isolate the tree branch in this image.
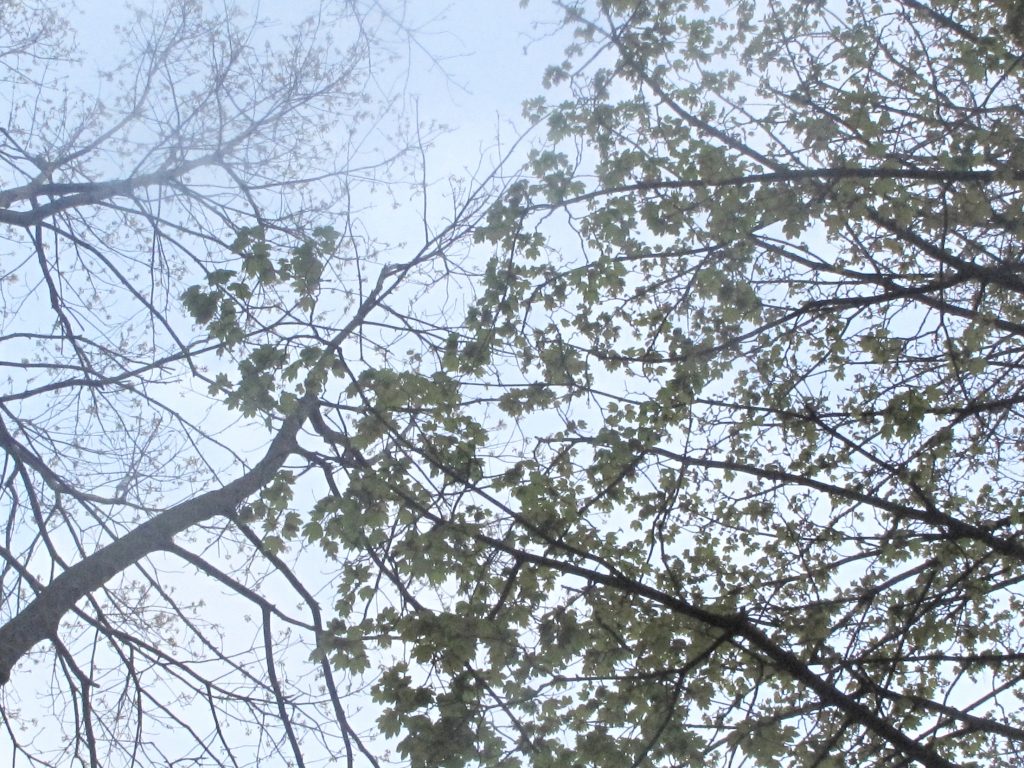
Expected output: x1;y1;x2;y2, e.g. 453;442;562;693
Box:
0;391;316;685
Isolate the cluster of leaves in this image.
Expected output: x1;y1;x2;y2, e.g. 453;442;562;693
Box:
183;225;340;416
182;226;337;329
301;1;1024;767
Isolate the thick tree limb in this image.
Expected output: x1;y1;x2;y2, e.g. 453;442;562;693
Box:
0;392;316;685
0;159;216;228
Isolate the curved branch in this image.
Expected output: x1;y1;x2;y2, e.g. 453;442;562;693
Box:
0;390;316;685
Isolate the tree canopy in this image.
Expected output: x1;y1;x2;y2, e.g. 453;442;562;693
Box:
3;0;1024;767
348;1;1024;765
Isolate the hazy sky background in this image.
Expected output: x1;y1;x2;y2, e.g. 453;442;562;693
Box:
61;0;567;193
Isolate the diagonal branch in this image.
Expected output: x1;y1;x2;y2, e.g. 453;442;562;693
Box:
0;390;316;685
